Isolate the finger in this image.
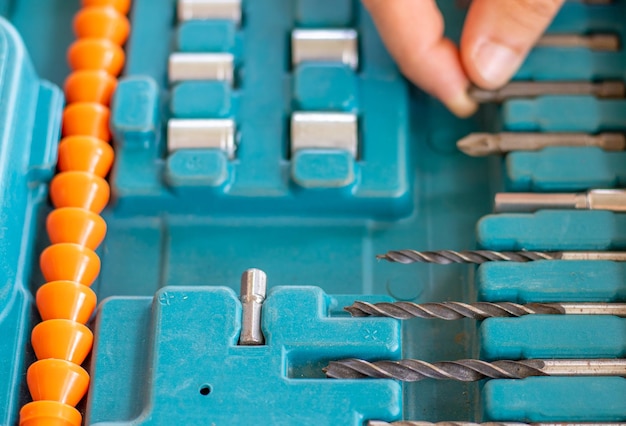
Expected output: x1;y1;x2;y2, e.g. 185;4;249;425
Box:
461;0;565;89
362;0;477;117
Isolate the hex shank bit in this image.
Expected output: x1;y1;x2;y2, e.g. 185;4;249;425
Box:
368;422;626;426
536;34;620;51
457;133;626;157
324;358;626;382
377;250;626;264
238;268;267;345
469;81;625;103
345;301;626;319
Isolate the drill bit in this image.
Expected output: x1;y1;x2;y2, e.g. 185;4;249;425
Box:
494;190;626;213
457;0;614;7
345;301;626;320
456;132;626;157
238;268;267;345
377;250;626;264
324;358;626;382
535;34;620;51
469;81;625;103
368;422;626;426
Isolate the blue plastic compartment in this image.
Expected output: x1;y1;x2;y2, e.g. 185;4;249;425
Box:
1;0;626;424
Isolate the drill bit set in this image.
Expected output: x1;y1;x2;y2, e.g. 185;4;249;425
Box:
321;6;626;423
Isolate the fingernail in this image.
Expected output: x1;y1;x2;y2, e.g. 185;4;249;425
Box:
445;91;478;118
472;39;522;87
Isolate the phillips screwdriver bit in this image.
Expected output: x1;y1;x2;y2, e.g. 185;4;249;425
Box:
457;132;626;157
535;34;620;51
469;81;625;103
377;250;626;264
368;422;626;426
345;301;626;320
324;358;626;382
494;190;626;213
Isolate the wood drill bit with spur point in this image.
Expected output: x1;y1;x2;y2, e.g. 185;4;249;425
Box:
345;301;626;320
377;250;626;264
368;422;626;426
457;133;626;157
324;358;626;382
468;81;625;103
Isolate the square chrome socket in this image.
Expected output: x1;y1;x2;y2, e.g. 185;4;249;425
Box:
291;29;358;69
168;53;234;85
168;119;236;159
177;0;242;25
291;112;358;158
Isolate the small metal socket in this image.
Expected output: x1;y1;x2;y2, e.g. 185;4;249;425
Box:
168;53;234;85
167;119;236;159
177;0;242;25
238;268;267;346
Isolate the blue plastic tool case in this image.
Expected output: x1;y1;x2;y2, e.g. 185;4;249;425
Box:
1;0;626;424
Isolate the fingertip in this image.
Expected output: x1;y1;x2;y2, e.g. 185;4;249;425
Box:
444;90;479;118
465;38;525;89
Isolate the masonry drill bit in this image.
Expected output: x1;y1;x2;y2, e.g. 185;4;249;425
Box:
535;34;620;51
457;132;626;157
324;358;626;382
345;301;626;320
377;250;626;264
495;190;626;213
368;422;626;426
469;81;625;103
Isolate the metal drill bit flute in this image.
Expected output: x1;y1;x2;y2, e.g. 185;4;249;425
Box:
324;358;626;382
345;301;626;320
238;268;267;345
469;81;625;103
457;133;626;157
377;250;626;264
369;422;626;426
495;190;626;213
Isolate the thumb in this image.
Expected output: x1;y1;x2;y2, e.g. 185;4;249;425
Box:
461;0;565;89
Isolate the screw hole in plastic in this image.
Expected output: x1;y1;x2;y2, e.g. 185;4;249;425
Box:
199;385;211;396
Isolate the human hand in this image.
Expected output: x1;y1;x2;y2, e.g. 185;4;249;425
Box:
362;0;565;117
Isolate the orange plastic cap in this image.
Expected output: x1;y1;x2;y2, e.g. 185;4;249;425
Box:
74;7;130;45
64;71;117;105
32;319;94;365
27;359;89;407
40;243;101;286
62;103;111;141
67;38;125;76
49;171;110;213
81;0;131;14
46;207;107;250
57;136;114;178
20;400;82;426
36;281;97;324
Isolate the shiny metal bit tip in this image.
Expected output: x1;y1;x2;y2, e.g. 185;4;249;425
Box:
468;81;625;103
238;268;267;345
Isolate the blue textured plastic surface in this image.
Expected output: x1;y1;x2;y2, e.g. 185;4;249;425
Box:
477;261;626;302
1;0;626;424
480;316;626;360
0;16;63;426
87;286;401;424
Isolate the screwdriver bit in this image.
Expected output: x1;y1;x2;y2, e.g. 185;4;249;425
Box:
377;250;626;264
457;132;626;157
457;0;614;7
324;358;626;382
345;301;626;320
494;190;626;213
536;34;620;51
368;422;626;426
469;81;625;103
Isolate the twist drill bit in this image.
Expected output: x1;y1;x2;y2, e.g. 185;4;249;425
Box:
345;301;626;320
457;132;626;157
368;422;626;426
324;358;626;382
469;81;625;103
377;250;626;264
495;190;626;213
